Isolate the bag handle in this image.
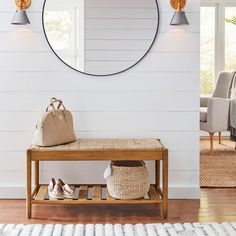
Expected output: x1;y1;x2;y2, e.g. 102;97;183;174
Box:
46;97;67;112
140;161;146;166
50;97;66;110
50;101;67;111
50;97;62;104
46;98;68;122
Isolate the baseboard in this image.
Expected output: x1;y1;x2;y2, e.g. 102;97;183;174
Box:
169;187;200;199
0;186;200;199
0;187;26;199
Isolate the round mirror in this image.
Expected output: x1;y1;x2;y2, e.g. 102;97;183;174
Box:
42;0;159;76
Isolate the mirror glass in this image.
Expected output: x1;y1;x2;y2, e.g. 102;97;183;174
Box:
43;0;159;76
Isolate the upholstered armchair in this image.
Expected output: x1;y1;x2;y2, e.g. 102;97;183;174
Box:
200;72;232;155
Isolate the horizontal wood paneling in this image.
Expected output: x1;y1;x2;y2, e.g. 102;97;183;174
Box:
85;13;199;33
0;32;199;52
84;19;157;30
0;32;50;52
85;50;149;61
85;8;158;19
85;0;158;8
0;72;199;92
83;0;198;74
0;91;199;111
84;38;198;52
83;0;158;73
0;52;199;72
85;52;199;73
0;12;199;33
85;0;200;12
0;111;198;131
85;32;200;51
0;0;200;198
0;0;200;13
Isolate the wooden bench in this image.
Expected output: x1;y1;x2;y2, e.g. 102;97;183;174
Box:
26;139;168;219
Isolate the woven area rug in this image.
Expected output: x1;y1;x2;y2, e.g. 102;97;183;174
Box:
0;223;236;236
200;139;236;187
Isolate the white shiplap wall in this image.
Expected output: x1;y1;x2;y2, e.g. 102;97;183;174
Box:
0;0;200;199
84;0;158;74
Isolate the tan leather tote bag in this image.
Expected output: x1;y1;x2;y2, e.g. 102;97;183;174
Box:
32;98;76;147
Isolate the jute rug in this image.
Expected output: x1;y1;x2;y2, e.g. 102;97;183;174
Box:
0;223;236;236
200;139;236;187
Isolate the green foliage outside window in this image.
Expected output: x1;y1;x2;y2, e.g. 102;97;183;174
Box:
200;7;215;95
200;71;214;95
226;16;236;25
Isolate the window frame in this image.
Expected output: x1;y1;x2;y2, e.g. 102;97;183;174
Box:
201;0;236;84
224;4;236;72
200;5;216;95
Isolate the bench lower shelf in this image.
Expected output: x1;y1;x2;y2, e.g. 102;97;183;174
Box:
32;184;163;205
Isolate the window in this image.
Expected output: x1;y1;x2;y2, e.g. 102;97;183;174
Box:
200;7;216;95
225;7;236;71
200;1;236;95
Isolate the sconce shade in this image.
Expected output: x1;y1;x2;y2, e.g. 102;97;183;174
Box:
11;10;30;25
170;11;189;25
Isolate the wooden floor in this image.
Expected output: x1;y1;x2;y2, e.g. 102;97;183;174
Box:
0;188;235;224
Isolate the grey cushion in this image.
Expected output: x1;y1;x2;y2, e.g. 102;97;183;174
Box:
200;107;207;122
212;72;232;98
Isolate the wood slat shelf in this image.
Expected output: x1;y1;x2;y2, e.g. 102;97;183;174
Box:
32;184;162;204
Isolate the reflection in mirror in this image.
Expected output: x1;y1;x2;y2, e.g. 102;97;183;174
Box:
43;0;159;76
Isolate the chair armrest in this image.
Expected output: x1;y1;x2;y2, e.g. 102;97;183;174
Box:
200;97;209;107
207;97;230;132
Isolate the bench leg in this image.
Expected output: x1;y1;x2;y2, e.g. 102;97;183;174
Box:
155;160;160;190
26;150;32;219
34;161;39;186
162;149;168;219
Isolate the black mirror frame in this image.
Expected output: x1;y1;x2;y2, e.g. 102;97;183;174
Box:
42;0;160;77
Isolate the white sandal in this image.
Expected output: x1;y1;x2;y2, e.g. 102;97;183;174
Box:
48;178;64;199
58;178;75;199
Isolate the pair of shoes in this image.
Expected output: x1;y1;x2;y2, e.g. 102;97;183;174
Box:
48;178;74;199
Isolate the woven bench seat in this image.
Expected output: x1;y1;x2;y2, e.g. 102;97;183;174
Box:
30;139;164;151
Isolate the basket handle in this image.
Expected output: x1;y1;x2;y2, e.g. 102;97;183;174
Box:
110;161;146;167
140;161;145;166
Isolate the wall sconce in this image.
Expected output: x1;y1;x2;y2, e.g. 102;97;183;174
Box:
11;0;31;25
170;0;189;25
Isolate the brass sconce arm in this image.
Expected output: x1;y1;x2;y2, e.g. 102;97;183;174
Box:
170;0;187;11
15;0;31;10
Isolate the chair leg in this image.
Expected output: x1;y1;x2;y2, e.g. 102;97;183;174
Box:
219;132;222;144
209;132;214;156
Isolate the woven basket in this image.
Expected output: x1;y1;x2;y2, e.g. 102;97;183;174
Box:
107;161;150;200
